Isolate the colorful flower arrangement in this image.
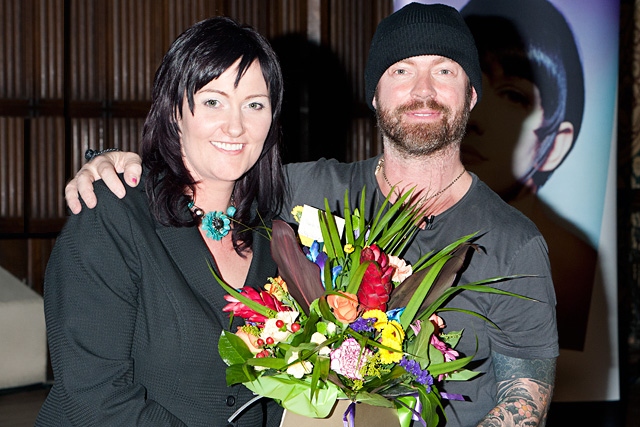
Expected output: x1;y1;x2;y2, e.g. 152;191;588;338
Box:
214;189;523;426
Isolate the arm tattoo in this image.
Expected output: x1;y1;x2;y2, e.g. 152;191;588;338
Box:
477;351;556;427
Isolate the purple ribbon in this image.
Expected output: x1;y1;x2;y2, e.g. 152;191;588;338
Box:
343;401;356;427
441;392;465;401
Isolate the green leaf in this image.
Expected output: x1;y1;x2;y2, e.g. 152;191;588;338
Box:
428;354;474;376
419;387;442;427
218;330;253;365
225;363;255;386
352;391;396;408
345;260;371;295
405;320;435;364
343;189;355;246
321;199;346;259
246;356;288;370
445;368;481;381
245;374;345;418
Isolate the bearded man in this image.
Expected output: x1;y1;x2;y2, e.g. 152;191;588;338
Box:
64;4;557;427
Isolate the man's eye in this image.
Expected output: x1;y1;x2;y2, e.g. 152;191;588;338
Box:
394;69;407;75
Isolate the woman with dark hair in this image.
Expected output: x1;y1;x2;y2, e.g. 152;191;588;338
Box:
36;17;284;426
461;0;584;198
460;0;594;352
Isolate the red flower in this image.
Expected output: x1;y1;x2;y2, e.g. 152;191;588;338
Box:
223;287;289;323
357;245;395;311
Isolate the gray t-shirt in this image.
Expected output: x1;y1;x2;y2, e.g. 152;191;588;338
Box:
283;156;558;427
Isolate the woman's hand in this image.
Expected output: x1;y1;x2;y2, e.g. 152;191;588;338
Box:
65;151;143;214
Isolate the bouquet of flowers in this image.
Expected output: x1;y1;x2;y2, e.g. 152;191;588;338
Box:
215;188;523;426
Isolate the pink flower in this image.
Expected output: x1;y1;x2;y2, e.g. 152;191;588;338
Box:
330;337;372;380
388;255;412;283
430;335;458;362
429;314;445;333
430;334;459;381
223;287;289;323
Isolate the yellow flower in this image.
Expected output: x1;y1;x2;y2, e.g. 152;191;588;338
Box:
264;276;288;300
381;320;405;344
291;205;304;223
344;244;355;254
362;309;387;331
379;338;403;364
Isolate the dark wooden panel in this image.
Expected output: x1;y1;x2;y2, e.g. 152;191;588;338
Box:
29;116;66;227
33;0;65;100
0;0;34;99
69;0;109;101
0;117;25;224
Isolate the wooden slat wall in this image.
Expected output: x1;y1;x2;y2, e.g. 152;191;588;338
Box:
325;0;391;161
0;0;392;294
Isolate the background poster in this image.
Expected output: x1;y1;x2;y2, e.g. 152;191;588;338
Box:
395;0;620;401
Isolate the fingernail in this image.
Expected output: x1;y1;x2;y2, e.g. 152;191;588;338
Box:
132;177;138;184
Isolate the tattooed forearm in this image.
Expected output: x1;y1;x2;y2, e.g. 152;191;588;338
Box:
476;352;556;427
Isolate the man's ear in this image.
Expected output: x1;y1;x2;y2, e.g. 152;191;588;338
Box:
469;86;478;111
540;121;574;172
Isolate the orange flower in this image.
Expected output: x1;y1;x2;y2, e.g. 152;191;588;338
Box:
235;327;262;354
327;292;360;323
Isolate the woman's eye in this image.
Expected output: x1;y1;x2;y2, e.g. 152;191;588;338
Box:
248;102;265;110
204;99;219;107
499;88;533;109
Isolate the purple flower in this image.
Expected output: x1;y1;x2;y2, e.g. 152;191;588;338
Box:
349;317;377;333
304;241;328;270
400;357;434;391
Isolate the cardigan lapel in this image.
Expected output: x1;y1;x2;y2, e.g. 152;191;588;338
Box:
154;221;278;326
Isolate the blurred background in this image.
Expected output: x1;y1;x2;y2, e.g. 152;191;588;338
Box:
0;0;638;425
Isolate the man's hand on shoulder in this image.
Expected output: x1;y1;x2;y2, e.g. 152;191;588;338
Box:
65;151;143;214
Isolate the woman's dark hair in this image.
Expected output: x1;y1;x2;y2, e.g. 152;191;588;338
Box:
140;16;284;254
462;0;584;187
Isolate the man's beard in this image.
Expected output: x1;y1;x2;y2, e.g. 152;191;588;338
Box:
375;87;472;157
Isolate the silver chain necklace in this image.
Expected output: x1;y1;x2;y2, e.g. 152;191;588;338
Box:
376;157;465;201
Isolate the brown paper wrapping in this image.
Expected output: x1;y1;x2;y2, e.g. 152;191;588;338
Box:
279;400;401;427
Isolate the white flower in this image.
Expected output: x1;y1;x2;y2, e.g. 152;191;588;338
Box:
286;351;313;379
260;311;299;344
325;322;337;335
310;332;331;355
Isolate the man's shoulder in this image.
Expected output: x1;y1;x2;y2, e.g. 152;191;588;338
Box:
285;157;375;179
441;175;545;252
469;177;540;232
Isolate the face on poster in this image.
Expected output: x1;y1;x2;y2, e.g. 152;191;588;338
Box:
394;0;619;250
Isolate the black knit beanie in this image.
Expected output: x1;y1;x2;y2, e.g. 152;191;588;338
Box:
364;2;482;110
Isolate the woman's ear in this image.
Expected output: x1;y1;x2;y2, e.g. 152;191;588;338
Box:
540;121;574;172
